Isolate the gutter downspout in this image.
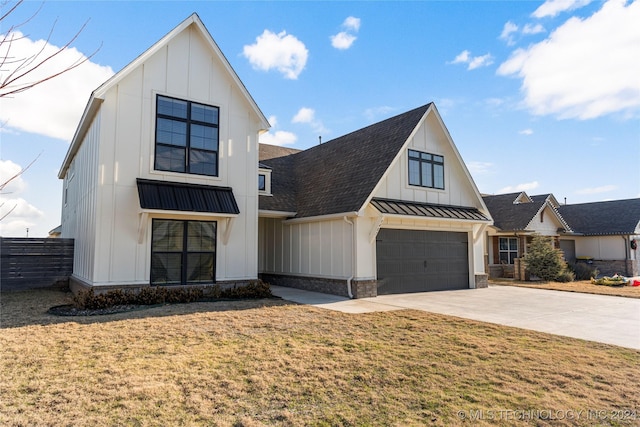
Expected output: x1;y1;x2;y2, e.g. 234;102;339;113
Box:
623;236;630;276
343;216;355;299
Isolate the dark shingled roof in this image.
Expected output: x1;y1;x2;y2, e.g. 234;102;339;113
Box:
258;145;301;213
259;104;432;218
137;179;239;214
558;199;640;236
482;193;546;231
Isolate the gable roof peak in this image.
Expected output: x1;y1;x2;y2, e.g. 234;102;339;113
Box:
60;13;269;178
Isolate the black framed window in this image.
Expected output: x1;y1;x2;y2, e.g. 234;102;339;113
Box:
151;219;217;285
155;95;219;176
499;237;518;264
258;174;266;191
408;149;444;189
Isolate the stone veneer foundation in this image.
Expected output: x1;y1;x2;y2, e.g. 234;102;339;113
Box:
475;273;489;288
69;276;254;295
260;274;378;298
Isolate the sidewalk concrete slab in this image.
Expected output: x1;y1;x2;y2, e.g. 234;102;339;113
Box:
270;285;640;350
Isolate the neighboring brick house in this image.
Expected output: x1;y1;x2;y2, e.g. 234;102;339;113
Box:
483;192;640;279
483;192;570;279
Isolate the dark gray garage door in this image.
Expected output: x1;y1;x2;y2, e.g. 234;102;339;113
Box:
376;229;469;294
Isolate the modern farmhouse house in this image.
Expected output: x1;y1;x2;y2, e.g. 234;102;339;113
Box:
258;104;492;297
59;14;493;297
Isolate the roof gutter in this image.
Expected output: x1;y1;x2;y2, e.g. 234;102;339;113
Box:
283;211;359;225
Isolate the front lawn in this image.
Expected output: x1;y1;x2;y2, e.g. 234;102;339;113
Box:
1;289;639;426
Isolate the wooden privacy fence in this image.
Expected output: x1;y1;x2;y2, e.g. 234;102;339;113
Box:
1;238;74;291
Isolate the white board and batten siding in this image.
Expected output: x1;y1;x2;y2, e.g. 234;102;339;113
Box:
368;111;488;280
61;113;101;283
258;109;489;285
62;23;264;287
373;112;479;208
259;217;353;280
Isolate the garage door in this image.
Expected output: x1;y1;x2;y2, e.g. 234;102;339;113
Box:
376;229;469;294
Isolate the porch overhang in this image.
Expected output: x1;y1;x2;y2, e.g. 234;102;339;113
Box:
370;198;491;223
136;178;240;215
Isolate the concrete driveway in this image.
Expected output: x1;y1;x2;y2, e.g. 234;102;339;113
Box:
271;285;640;350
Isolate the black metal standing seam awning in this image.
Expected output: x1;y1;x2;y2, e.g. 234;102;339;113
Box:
371;198;490;221
136;178;240;214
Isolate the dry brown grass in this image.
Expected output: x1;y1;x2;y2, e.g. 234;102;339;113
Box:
490;279;640;299
1;289;639;426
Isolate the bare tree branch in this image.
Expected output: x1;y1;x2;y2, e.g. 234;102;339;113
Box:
0;151;41;192
0;202;17;222
0;0;100;97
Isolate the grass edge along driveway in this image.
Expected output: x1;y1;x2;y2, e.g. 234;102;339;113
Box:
1;289;639;426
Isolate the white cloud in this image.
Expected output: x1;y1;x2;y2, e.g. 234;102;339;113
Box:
291;107;328;134
343;16;361;32
498;181;540;193
0;160;44;236
519;128;534;135
260;115;297;146
243;30;308;79
0;31;114;141
498;0;640;120
259;130;297;146
468;54;494;70
500;21;519;45
467;161;494;175
331;32;357;50
450;50;493;70
532;0;592;18
292;107;315;123
0;159;27;194
451;50;470;64
331;16;361;50
576;184;617;195
522;23;546;35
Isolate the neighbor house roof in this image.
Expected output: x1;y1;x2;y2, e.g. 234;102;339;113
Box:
259;104;433;218
557;199;640;236
482;193;547;231
59;13;270;179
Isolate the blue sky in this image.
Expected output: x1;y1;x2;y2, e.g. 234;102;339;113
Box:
1;0;639;237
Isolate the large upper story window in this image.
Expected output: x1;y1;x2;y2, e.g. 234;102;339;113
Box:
155;95;219;176
408;149;444;189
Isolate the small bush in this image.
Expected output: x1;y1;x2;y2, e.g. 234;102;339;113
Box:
555;270;576;283
570;263;599;280
72;280;271;310
220;280;272;299
523;235;566;282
